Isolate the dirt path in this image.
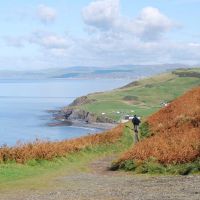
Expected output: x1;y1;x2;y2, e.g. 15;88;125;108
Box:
1;155;200;200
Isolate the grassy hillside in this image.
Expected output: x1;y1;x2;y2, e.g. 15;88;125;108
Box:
113;86;200;175
70;68;200;120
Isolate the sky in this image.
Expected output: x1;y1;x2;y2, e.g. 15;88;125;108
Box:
0;0;200;70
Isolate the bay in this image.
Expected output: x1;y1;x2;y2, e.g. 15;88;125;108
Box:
0;79;129;146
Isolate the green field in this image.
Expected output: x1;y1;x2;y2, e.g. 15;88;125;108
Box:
72;68;200;121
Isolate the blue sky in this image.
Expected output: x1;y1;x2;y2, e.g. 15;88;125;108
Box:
0;0;200;70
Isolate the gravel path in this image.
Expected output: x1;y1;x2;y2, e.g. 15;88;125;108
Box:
1;156;200;200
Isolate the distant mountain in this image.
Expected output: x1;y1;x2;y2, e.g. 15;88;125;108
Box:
0;64;193;80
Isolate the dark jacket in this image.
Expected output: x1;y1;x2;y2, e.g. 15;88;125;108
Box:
132;117;141;126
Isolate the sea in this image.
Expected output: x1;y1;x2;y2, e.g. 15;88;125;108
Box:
0;78;130;146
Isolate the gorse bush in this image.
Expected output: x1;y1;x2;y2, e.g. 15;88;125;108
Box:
0;125;124;164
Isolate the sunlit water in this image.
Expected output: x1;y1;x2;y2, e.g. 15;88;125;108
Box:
0;79;129;146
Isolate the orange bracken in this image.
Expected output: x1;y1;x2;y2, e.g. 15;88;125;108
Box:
120;86;200;164
0;124;124;163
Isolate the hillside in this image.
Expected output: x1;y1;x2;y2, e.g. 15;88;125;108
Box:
61;68;200;122
115;86;200;173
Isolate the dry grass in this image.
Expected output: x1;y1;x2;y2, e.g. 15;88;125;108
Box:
0;125;124;164
120;86;200;164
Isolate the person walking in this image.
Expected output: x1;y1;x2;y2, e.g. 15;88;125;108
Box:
132;115;141;144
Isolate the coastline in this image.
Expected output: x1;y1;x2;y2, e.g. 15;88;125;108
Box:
48;104;117;131
47;118;117;131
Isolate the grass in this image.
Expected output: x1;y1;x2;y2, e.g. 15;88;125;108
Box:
117;158;200;175
0;125;133;190
72;68;200;120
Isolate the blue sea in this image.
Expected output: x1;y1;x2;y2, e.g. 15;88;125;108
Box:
0;79;129;146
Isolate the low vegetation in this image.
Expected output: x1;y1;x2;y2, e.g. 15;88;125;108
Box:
112;86;200;174
114;158;200;175
0;125;124;164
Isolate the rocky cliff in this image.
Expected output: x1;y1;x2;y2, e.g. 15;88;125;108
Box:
56;108;115;124
53;95;115;124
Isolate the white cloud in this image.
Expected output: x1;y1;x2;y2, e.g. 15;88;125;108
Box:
1;31;73;59
132;7;175;40
82;1;175;41
1;1;200;69
2;33;200;69
76;0;190;66
40;35;69;49
29;31;72;49
37;5;57;23
82;0;120;30
67;29;200;66
188;42;200;47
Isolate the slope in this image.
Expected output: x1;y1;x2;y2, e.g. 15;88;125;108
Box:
118;86;200;167
65;68;200;121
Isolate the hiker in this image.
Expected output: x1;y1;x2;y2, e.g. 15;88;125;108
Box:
132;115;141;144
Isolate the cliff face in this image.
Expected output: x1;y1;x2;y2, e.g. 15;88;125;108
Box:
55;108;115;124
56;95;116;124
63;109;96;123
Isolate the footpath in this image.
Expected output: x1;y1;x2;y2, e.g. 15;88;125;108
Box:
1;155;200;200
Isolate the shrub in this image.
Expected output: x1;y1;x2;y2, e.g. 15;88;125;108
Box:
115;158;200;175
139;122;151;139
120;160;137;171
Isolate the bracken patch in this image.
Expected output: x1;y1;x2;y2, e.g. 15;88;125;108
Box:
119;86;200;164
0;125;124;164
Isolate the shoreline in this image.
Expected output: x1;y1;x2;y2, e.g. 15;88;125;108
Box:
48;106;117;131
47;119;117;131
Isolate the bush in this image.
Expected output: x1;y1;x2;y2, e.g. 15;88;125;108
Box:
120;160;137;171
166;159;200;175
118;158;200;175
139;122;151;139
129;158;166;174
